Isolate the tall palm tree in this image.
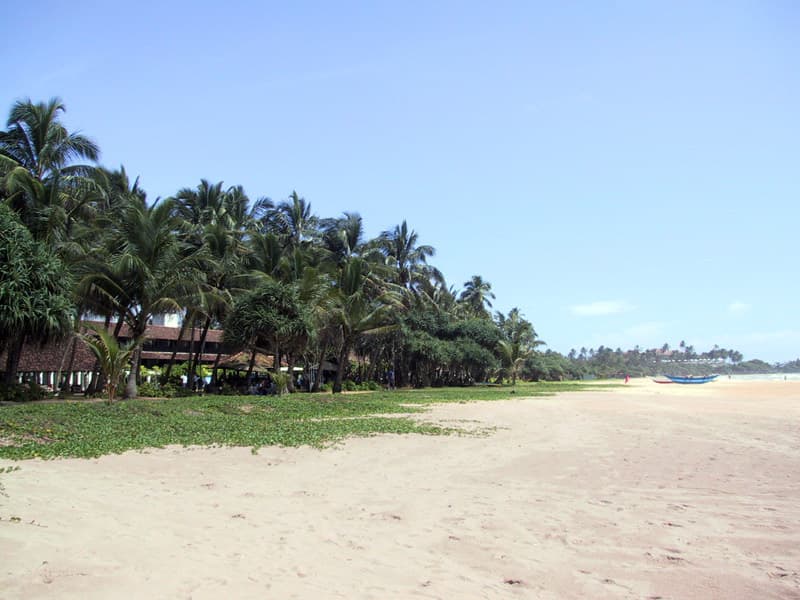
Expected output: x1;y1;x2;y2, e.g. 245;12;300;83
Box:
0;98;100;241
0;97;99;180
459;275;495;317
270;191;318;251
494;307;545;385
252;191;322;284
330;256;401;393
174;180;253;383
321;212;367;264
174;179;228;228
191;217;251;382
496;339;530;387
379;220;441;291
495;307;541;347
90;196;204;398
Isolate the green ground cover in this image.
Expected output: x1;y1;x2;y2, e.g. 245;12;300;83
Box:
0;382;608;460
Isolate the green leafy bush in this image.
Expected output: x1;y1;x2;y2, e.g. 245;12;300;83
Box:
137;382;194;398
137;382;162;397
0;382;47;403
270;372;290;395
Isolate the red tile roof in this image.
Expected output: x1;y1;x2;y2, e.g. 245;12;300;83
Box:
140;352;224;363
85;321;224;343
1;321;228;373
1;336;97;373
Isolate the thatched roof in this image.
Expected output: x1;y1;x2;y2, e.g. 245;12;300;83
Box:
217;351;276;371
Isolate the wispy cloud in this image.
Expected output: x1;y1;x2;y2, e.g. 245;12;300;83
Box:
570;300;634;317
727;301;750;316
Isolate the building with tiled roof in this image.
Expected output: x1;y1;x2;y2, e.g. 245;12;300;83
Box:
1;320;231;392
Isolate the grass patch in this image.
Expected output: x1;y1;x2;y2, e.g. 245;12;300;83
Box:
0;381;606;460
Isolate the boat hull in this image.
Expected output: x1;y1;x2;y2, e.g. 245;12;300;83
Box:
665;375;718;384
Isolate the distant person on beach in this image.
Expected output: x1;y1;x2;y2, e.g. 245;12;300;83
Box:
624;374;630;384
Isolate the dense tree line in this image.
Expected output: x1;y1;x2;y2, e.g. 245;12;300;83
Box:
0;97;547;397
555;343;777;379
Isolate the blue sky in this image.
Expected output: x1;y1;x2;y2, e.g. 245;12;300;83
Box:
3;1;798;361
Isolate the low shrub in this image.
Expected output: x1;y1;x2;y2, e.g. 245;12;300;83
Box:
137;382;194;398
0;382;47;403
271;372;291;395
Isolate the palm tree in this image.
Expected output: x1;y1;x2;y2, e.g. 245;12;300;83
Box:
0;97;98;179
379;220;440;291
0;98;99;240
497;339;530;387
80;325;137;403
270;191;318;251
174;180;253;383
459;275;495;317
89;196;204;398
494;307;545;385
330;256;401;393
250;191;322;285
321;212;368;264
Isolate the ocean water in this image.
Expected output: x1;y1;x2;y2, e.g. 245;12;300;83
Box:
725;373;800;382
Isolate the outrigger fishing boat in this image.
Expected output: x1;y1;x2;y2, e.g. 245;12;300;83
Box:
661;374;719;384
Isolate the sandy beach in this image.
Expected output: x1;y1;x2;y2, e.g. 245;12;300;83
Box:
1;379;798;599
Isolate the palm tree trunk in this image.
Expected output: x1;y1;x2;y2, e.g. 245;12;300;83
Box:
101;315;126;391
397;353;408;388
164;317;191;381
113;314;125;338
124;320;146;399
245;348;257;381
58;333;78;394
286;354;296;393
301;358;312;393
57;308;86;393
333;341;349;394
3;336;25;385
312;341;328;392
210;351;222;385
124;345;142;399
192;316;212;384
86;315;114;395
187;322;197;385
273;343;281;376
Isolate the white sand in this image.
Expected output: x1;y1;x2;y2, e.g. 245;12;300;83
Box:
1;379;799;599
